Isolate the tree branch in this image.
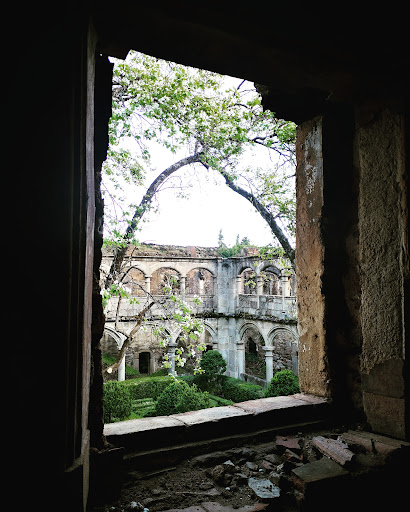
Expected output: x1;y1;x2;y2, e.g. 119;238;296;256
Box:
105;151;204;290
220;171;295;267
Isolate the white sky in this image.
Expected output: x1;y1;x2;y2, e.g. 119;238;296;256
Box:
104;64;293;249
135;169;277;248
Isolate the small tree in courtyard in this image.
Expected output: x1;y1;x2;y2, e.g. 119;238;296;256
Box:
196;350;227;395
264;369;299;397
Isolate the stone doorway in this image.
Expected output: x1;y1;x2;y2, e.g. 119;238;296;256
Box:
139;351;151;374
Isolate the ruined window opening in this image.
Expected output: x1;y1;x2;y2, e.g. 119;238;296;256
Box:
100;50;299;432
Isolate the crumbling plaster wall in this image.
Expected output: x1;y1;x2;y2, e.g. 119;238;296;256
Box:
356;107;408;438
295;106;408;439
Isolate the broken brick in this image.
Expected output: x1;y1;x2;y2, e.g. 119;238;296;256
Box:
275;436;302;454
311;436;355;467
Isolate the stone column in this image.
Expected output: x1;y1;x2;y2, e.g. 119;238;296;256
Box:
212;275;218;310
263;346;274;383
145;275;151;294
167;341;178;377
256;274;264;295
236;275;242;308
180;276;186;296
281;271;288;314
236;340;246;379
118;354;126;382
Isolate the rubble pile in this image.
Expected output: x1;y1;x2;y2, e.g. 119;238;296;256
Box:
95;429;409;512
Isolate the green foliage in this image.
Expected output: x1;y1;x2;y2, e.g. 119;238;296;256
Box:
207;394;234;407
103;50;296;249
200;350;227;376
155;379;211;416
194;350;227;395
103;353;140;378
221;377;264;402
264;369;300;397
130;398;157;419
126;376;174;400
217;232;254;258
103;381;133;423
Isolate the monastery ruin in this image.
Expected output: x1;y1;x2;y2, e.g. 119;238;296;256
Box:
101;244;298;385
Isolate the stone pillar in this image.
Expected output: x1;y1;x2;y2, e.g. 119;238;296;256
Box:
256;275;264;295
145;275;151;294
212;276;218;310
180;276;186;296
281;271;288;314
118;353;126;382
281;271;290;296
167;341;177;377
263;346;274;383
236;275;242;308
236;340;246;379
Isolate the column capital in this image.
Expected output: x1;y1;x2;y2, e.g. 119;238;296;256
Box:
263;346;274;355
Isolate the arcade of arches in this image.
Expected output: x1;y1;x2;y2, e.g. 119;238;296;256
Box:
101;244;298;384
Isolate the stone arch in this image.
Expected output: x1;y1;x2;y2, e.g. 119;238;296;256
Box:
202;321;217;351
127;321;171;374
103;325;126;350
267;326;298;373
186;267;214;295
102;326;127;381
238;321;266;379
238;266;256;295
150;266;181;295
120;266;146;296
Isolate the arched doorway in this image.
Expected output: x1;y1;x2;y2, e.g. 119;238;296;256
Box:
139;351;151;374
240;323;265;379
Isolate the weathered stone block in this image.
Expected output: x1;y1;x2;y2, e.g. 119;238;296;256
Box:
291;457;349;493
363;392;406;440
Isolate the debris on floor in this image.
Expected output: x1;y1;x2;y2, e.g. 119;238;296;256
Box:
89;427;409;512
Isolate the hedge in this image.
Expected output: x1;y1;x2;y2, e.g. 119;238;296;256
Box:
126;376;174;400
221;377;264;403
155;379;211;416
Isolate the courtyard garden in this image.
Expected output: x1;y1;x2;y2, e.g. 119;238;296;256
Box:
103;351;300;423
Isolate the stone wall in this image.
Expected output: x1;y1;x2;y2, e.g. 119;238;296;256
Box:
101;245;298;381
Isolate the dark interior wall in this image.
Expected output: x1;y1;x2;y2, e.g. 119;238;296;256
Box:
14;6;100;511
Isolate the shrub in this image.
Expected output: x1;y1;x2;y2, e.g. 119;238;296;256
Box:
200;350;227;376
127;376;174;400
155;379;211;416
194;350;226;394
264;369;300;397
103;381;133;423
221;377;264;402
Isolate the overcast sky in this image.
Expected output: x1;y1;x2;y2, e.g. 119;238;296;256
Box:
135;168;277;248
104;67;291;249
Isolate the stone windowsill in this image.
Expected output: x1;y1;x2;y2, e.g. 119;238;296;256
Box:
104;393;330;453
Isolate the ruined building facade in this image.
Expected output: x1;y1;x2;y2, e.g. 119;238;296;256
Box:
101;244;298;384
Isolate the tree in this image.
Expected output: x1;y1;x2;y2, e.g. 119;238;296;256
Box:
103;51;296;283
100;51;296;373
101;255;206;376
